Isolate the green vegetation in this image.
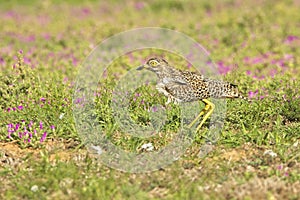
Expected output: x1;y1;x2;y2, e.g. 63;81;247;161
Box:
0;0;299;199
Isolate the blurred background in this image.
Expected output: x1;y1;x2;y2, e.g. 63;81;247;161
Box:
1;1;299;199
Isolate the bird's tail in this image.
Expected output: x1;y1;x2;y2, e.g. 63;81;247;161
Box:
208;80;251;102
229;83;251;102
222;83;251;102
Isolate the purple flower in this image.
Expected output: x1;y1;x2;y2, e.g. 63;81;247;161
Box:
8;124;14;133
26;35;35;42
74;98;83;104
6;10;16;18
63;77;68;83
277;165;283;170
246;70;251;75
43;33;51;40
7;108;11;112
23;131;28;136
252;57;263;64
206;60;213;65
24;57;31;65
19;50;23;54
152;106;158;112
28;121;33;128
50;125;55;130
248;90;259;99
82;7;91;15
135;2;145;10
217;61;232;75
271;59;285;67
0;57;5;65
243;56;250;63
48;52;54;58
284;172;289;177
39;121;43;129
72;57;78;66
18;105;23;110
284;54;293;60
284;35;299;43
40;132;47;142
40;97;46;102
15;123;20;131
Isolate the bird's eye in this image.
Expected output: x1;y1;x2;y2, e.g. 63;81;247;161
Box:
149;60;158;66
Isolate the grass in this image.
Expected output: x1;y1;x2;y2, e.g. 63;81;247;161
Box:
1;0;300;199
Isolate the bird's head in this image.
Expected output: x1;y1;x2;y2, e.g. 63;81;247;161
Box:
136;57;169;73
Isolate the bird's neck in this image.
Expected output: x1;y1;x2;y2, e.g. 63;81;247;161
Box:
158;67;181;81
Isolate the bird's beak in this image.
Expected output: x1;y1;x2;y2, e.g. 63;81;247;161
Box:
136;65;144;70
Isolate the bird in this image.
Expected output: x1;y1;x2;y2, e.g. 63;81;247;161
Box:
137;57;249;131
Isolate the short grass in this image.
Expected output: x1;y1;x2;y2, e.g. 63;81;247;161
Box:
1;0;300;199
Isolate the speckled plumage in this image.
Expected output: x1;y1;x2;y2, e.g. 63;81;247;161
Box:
138;57;247;103
137;57;249;131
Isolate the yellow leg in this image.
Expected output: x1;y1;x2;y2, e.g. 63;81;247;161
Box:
188;101;210;128
196;99;215;131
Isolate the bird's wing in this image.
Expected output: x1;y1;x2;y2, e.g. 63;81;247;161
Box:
162;77;187;85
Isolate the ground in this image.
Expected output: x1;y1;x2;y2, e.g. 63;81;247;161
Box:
0;0;300;199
